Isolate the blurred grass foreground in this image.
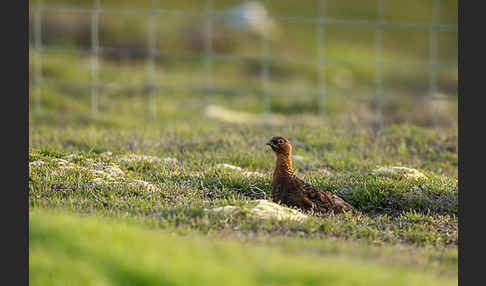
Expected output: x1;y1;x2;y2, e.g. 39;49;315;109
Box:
29;0;458;285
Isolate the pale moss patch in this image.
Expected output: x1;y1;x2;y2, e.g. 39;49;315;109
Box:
215;163;265;178
29;160;46;167
205;104;285;126
373;166;427;180
205;199;308;222
30;158;124;182
29;156;160;193
84;159;126;178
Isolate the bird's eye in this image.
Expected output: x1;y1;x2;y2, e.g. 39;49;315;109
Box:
278;139;284;145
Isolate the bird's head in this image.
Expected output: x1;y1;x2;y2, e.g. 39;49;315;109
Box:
266;136;292;156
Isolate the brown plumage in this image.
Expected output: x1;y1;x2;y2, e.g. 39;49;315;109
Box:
266;136;357;215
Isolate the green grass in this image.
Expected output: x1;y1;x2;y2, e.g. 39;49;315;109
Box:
28;8;458;283
29;107;458;284
30;209;457;286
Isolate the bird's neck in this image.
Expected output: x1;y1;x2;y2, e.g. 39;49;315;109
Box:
274;153;295;179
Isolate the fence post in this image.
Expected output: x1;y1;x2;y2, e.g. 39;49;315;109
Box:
429;0;440;127
374;0;385;129
260;0;271;115
33;0;43;114
316;0;326;117
147;0;157;119
204;0;214;107
90;0;100;116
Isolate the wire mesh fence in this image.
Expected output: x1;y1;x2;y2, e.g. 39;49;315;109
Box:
29;0;458;127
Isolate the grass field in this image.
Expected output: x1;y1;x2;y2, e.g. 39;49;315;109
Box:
29;1;457;284
29;86;458;285
30;209;457;286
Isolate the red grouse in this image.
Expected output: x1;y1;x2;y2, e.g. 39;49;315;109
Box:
266;136;356;214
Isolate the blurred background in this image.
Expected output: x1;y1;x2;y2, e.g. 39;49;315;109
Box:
28;0;458;129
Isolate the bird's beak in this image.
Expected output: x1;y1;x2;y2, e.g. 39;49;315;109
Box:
266;140;275;147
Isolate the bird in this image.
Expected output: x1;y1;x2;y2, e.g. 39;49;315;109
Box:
266;136;357;215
